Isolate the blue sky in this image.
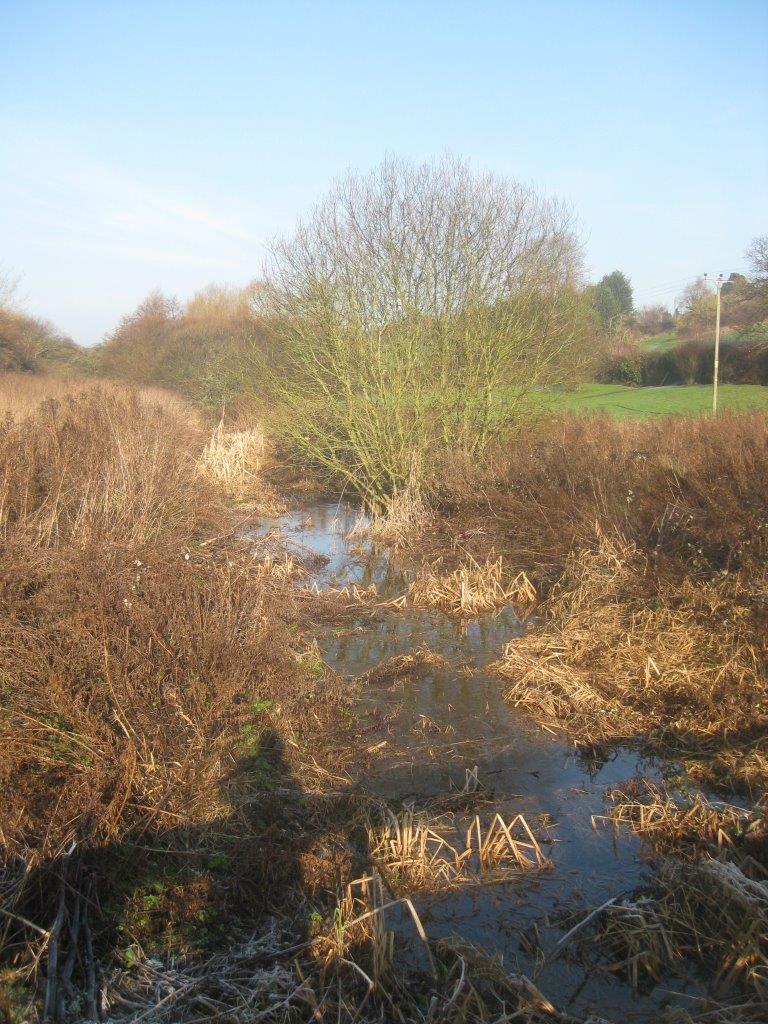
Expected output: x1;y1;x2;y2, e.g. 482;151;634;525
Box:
2;0;767;344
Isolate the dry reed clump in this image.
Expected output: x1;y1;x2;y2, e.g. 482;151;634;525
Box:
350;482;432;547
408;555;536;615
590;858;768;999
368;804;551;891
197;418;273;503
596;780;767;866
494;532;768;793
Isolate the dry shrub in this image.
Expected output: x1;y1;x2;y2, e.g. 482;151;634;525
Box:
0;545;329;861
495;533;768;792
409;556;536;614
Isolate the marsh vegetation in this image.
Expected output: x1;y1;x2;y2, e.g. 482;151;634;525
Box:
1;164;767;1023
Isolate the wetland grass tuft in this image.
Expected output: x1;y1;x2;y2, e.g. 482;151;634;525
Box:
591;858;768;999
369;804;551;891
595;780;767;864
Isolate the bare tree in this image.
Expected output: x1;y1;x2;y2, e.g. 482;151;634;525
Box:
0;268;20;310
635;304;674;336
262;156;592;500
746;236;768;280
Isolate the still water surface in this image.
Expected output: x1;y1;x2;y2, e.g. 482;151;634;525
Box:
252;499;701;1021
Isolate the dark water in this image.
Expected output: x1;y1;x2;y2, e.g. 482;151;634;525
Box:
251;500;702;1021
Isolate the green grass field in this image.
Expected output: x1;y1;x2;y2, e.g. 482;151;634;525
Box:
535;383;768;419
639;331;680;352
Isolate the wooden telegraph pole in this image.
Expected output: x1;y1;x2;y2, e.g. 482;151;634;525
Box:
711;273;724;415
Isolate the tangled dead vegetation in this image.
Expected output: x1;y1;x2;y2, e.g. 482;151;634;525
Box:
661;999;768;1023
63;874;612;1024
0;384;356;1020
409;555;536;615
588;858;768;1000
494;533;768;793
357;650;448;687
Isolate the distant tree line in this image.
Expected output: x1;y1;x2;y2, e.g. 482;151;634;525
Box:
2;166;766;479
96;283;278;409
0;272;91;375
595;237;768;385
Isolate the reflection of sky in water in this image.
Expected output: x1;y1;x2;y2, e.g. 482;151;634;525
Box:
248;501;704;1020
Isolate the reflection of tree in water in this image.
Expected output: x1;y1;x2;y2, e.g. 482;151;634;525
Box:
4;729;372;1022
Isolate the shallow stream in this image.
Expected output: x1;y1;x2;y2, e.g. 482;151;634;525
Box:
254;499;703;1021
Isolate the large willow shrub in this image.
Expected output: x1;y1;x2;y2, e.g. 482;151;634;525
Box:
262;156;594;502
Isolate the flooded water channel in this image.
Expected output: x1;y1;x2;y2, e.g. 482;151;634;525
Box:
253;499;704;1021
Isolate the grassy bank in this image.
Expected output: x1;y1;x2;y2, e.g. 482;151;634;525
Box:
531;382;768;418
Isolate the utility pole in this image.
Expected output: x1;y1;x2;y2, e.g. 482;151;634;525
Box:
711;273;724;415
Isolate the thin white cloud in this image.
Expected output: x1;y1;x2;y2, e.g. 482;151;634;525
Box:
0;132;262;262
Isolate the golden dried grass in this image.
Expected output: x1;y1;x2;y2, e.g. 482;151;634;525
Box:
0;386;219;549
0;372;187;420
